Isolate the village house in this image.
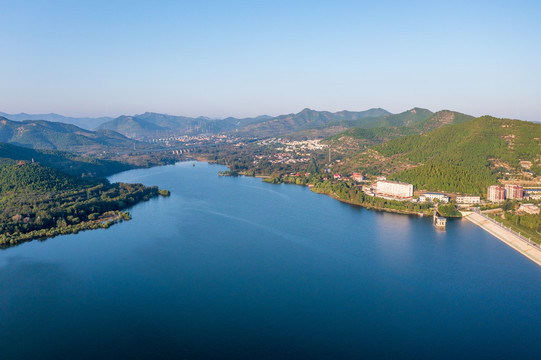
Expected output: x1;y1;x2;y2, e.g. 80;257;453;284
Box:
518;204;540;215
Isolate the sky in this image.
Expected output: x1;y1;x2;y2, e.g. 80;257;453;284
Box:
1;0;540;120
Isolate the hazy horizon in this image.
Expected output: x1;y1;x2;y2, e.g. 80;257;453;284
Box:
2;0;540;121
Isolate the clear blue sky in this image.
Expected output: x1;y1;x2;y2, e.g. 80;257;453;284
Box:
1;0;540;120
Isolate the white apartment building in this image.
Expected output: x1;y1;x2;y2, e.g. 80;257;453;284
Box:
456;196;481;204
375;180;414;198
419;192;450;203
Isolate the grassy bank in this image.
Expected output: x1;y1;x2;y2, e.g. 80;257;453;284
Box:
489;215;541;245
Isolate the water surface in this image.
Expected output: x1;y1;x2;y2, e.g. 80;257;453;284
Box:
1;161;541;359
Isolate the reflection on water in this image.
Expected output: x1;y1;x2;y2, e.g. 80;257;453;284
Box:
1;161;541;360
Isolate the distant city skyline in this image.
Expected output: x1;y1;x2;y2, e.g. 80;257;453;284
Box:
1;0;540;121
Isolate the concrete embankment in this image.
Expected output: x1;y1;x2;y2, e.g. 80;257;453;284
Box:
462;211;541;267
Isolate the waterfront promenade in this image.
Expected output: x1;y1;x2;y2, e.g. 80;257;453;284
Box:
462;211;541;266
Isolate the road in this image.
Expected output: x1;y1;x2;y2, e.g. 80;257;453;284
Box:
462;211;541;267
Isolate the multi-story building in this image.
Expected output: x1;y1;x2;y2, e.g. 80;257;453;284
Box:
456;196;481;204
352;173;364;182
505;184;524;200
487;185;505;202
375;180;414;198
419;192;450;203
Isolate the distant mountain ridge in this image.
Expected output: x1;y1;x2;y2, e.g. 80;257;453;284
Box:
1;107;475;141
0;116;138;153
327;109;473;145
233;108;392;138
97;112;274;139
0;112;113;130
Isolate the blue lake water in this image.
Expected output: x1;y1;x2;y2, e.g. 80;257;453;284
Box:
1;161;541;359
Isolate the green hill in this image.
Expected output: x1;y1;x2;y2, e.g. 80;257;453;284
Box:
0;117;138;153
372;116;541;194
0;161;85;193
0;142;132;177
411;110;474;132
372;107;434;128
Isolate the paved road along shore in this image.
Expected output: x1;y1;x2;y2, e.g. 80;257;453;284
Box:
462;211;541;267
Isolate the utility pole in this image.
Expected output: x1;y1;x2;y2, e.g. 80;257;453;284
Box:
328;146;331;163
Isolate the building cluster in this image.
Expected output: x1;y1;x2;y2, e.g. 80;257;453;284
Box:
330;173;365;182
487;184;524;202
254;153;310;165
257;138;327;152
148;134;244;146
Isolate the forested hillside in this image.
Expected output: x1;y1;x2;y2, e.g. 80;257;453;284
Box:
0;142;132;177
0;161;166;247
374;116;541;194
0;160;85;193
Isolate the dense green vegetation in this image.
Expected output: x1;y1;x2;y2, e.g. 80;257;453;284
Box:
491;214;541;245
0;162;168;247
390;163;495;195
0;142;133;177
0;161;84;193
376;116;541;194
437;204;462;217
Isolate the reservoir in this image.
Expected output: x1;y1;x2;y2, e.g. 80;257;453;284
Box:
1;161;541;359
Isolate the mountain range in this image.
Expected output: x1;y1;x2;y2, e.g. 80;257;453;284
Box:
327;109;475;146
1;107;427;140
96;112;271;139
0;112;113;130
0;117;138;153
95;108;392;139
233;108;391;138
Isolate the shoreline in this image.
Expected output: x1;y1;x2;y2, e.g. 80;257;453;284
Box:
311;188;429;216
197;159;541;264
462;211;541;266
201;157;437;217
